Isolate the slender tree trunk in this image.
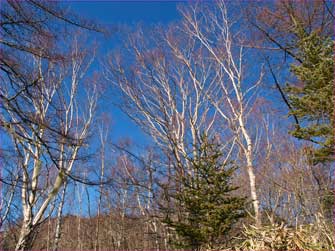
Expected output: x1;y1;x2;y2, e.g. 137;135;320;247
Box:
240;119;261;226
152;220;159;251
246;160;261;226
53;180;68;251
77;183;83;251
16;157;33;251
47;217;50;251
15;222;33;251
95;125;106;251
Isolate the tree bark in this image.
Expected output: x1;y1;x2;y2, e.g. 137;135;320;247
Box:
53;181;68;251
15;221;33;251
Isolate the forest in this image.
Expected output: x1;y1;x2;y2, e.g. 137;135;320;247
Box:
0;0;334;250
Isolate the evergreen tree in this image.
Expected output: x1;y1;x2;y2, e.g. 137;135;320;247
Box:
164;136;246;250
286;28;334;163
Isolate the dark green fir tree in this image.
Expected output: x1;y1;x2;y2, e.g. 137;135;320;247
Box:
164;136;246;250
286;28;334;163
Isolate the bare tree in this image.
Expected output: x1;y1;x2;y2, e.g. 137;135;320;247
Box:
105;23;220;177
177;1;265;226
0;36;99;250
106;1;264;226
0;3;104;249
52;178;68;251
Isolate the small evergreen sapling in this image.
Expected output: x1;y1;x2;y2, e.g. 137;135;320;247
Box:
165;136;246;250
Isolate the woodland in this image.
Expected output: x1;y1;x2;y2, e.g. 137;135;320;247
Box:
0;1;334;250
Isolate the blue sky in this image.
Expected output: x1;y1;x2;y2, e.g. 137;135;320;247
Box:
70;1;181;25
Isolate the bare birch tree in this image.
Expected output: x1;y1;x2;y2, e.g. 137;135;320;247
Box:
53;177;68;251
107;1;264;226
177;1;264;226
0;37;98;250
105;23;221;178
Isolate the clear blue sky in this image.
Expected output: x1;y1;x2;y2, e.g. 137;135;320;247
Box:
70;1;181;25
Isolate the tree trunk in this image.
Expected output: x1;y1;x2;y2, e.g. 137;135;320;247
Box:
246;162;261;226
241;119;261;226
15;222;33;251
53;181;67;251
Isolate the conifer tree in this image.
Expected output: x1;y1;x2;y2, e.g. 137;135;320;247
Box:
164;136;246;250
286;28;334;163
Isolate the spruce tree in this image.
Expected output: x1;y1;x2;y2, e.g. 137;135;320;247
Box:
286;28;334;163
164;136;246;250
